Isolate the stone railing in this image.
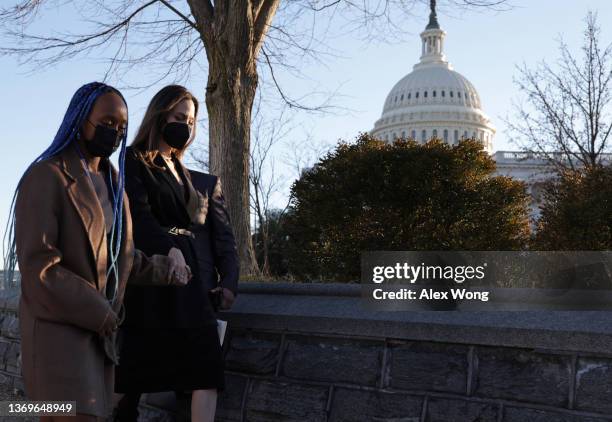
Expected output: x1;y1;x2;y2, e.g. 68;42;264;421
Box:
494;150;612;165
2;281;612;421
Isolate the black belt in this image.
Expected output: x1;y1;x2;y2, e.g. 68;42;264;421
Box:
166;226;195;238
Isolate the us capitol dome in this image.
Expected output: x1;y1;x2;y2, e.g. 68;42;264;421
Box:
371;2;495;153
369;1;561;218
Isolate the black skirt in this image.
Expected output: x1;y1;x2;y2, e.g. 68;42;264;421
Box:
114;324;225;393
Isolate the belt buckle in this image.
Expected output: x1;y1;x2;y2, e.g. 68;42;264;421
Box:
168;226;195;238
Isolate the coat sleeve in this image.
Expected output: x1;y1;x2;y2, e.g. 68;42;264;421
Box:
15;163;115;334
127;249;175;286
124;149;175;256
209;176;240;295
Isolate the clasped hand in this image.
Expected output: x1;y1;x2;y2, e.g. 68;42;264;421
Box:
99;247;192;337
168;247;192;286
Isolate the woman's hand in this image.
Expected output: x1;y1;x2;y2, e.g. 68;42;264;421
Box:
168;247;187;266
210;286;236;310
168;247;192;286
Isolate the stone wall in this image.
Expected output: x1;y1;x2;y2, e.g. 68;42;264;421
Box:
211;283;612;422
2;281;612;421
0;291;24;397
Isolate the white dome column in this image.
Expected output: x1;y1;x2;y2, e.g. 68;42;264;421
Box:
417;0;448;69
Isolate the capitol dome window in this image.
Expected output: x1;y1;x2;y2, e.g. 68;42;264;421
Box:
433;129;438;138
394;96;398;103
411;130;416;139
421;130;427;142
424;91;428;98
433;90;437;97
416;92;419;98
408;93;412;100
444;129;448;141
402;130;406;138
454;130;459;143
442;91;446;97
450;91;454;98
401;94;404;101
458;92;462;98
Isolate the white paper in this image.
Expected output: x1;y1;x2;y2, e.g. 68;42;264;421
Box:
217;319;227;345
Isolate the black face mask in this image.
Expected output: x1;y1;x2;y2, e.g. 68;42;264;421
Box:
83;123;122;158
162;122;191;149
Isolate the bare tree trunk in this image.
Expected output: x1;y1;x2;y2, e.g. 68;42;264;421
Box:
261;219;270;275
186;0;281;277
206;51;260;276
252;182;268;276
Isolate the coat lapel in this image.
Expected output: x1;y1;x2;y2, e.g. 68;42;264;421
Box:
174;157;200;220
61;144;107;291
155;154;192;222
61;146;135;305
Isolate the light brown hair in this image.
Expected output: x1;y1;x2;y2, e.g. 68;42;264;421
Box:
131;85;199;168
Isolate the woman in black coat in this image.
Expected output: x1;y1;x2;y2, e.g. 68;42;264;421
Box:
113;85;239;422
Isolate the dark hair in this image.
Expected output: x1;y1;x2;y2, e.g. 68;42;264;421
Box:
131;85;199;167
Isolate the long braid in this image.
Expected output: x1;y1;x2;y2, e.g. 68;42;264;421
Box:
106;133;127;303
3;82;129;302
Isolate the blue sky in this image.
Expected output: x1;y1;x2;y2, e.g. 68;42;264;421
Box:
2;0;612;248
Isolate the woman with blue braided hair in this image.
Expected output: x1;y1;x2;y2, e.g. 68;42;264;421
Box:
5;82;193;421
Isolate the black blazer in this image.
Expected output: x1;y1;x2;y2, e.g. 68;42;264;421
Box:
123;146;199;257
189;169;239;295
122;146;236;328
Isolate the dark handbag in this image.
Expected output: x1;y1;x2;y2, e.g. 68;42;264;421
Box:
208;288;222;312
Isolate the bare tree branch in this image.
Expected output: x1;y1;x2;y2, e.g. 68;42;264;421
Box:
505;11;612;171
159;0;198;30
252;0;280;57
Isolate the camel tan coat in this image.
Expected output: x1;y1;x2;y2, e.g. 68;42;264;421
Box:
15;144;175;417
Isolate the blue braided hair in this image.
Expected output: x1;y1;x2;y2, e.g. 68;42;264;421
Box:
3;82;129;299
